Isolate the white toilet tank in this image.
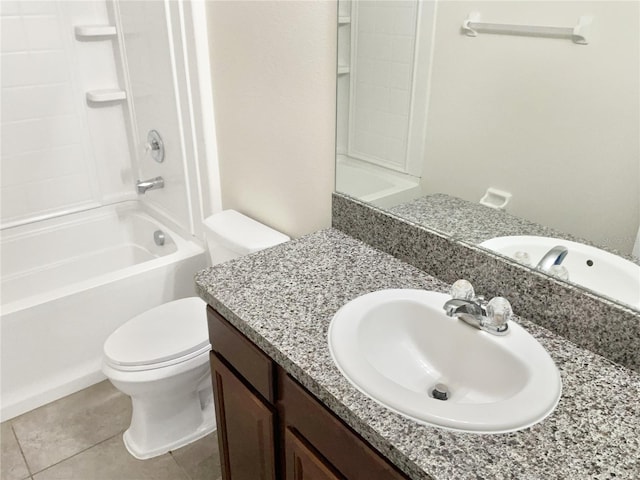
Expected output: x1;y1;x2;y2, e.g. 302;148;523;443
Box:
202;210;290;265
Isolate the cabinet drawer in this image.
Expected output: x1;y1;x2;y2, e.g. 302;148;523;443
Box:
278;373;409;480
207;306;274;403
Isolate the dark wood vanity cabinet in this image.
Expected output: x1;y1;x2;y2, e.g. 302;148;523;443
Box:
207;306;410;480
208;307;277;480
210;354;277;480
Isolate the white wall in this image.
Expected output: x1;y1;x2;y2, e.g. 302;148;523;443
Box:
421;1;640;253
205;1;336;239
1;0;133;227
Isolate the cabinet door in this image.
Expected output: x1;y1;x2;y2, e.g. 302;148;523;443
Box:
285;428;343;480
278;372;409;480
211;353;277;480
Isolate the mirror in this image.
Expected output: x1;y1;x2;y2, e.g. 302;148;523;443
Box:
335;0;640;311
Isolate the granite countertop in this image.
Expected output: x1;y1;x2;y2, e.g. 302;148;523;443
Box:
195;228;640;480
388;194;556;245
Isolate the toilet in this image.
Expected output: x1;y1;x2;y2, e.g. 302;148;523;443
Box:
102;210;289;459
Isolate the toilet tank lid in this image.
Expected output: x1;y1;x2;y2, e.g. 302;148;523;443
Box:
203;210;289;253
104;297;209;367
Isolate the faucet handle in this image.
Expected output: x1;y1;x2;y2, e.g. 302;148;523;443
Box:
144;130;165;163
486;297;512;331
450;279;475;300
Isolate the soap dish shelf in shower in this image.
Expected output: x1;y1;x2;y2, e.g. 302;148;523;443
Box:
74;25;117;39
86;89;127;104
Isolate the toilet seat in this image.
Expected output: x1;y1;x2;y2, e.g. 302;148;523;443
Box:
104;297;209;372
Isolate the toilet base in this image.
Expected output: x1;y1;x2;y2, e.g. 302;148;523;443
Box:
105;357;217;460
123;414;216;460
122;391;216;460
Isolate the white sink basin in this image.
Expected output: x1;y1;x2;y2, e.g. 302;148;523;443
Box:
480;236;640;309
328;289;561;434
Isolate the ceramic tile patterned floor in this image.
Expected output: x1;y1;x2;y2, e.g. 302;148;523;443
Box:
0;381;222;480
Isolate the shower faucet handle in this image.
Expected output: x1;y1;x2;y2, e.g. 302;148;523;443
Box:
145;130;165;163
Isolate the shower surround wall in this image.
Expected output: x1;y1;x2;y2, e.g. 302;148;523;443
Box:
115;0;217;238
0;1;133;227
1;0;218;235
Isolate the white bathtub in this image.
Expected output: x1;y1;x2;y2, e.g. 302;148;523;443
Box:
335;156;422;209
0;202;207;421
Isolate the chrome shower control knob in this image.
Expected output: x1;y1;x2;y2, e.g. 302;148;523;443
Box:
146;130;165;163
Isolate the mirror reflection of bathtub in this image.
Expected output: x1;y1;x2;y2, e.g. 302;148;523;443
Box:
0;201;207;421
336;156;421;209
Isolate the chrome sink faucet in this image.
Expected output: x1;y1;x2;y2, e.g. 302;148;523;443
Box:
136;176;164;194
536;245;568;272
443;280;512;336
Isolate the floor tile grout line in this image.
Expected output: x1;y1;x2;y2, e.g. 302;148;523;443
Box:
169;451;193;480
11;423;34;478
27;429;126;477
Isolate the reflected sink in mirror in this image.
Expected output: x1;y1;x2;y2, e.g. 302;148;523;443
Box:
481;236;640;309
328;290;561;434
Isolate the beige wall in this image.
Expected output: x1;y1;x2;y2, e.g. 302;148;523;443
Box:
421;1;639;253
206;1;337;239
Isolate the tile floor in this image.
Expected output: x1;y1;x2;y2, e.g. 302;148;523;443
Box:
1;381;222;480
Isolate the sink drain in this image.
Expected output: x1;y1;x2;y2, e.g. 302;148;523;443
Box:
432;383;449;401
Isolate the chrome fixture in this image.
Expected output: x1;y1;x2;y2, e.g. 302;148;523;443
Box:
146;130;165;163
536;245;569;271
136;176;164;194
443;279;512;336
153;230;165;246
431;383;449;401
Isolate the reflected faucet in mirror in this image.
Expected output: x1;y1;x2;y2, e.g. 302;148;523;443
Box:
481;236;640;310
536;246;568;271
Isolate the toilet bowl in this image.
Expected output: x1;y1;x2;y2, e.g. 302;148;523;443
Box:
102;210;289;459
102;297;214;459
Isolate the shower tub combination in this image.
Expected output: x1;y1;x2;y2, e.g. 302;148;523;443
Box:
0;202;207;421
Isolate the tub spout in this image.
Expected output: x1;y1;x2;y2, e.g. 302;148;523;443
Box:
136;177;164;194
